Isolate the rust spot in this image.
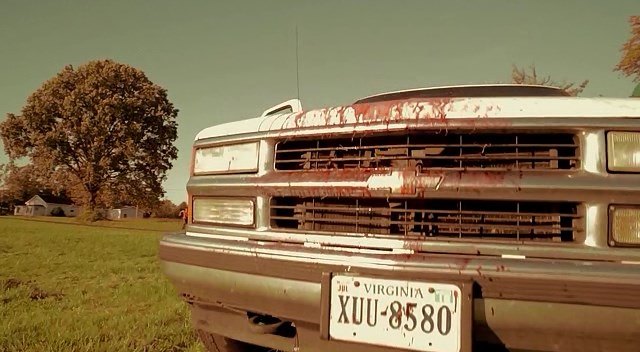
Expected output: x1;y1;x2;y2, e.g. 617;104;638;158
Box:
430;98;452;120
402;240;423;252
405;303;415;316
460;258;471;270
453;291;459;312
278;97;474;130
261;144;522;198
394;305;403;319
291;111;305;128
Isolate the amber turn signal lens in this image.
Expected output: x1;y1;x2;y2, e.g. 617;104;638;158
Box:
610;206;640;246
607;132;640;172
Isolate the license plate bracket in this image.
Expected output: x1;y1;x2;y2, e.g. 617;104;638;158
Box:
320;272;472;352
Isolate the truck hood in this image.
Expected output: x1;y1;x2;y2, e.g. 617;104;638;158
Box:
195;96;640;141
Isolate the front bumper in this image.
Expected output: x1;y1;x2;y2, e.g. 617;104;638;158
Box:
160;232;640;352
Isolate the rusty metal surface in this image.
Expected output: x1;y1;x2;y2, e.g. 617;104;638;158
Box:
161;238;640;351
184;127;640;262
174;92;640;351
275;132;579;172
159;235;640;310
190;302;640;352
270;197;580;242
254;97;640;134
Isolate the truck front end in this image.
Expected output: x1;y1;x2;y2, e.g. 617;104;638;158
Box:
160;86;640;352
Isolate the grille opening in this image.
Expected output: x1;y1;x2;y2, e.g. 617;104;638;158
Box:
275;133;579;171
271;197;579;242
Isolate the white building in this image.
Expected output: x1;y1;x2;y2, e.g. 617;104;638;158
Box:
14;195;79;217
107;206;141;220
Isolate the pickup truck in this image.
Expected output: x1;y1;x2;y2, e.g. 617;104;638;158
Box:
159;84;640;352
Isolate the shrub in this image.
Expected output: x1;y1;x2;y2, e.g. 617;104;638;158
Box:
50;207;66;217
77;209;106;223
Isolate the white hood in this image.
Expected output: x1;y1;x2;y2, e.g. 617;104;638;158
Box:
196;96;640;141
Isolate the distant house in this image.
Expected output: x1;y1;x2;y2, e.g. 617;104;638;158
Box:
107;206;141;220
14;195;79;217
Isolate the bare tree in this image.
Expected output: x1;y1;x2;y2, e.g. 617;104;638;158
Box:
511;65;589;96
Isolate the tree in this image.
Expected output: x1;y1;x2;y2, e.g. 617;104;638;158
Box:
511;64;589;96
615;16;640;82
0;60;178;213
0;163;73;212
0;163;49;203
153;199;181;218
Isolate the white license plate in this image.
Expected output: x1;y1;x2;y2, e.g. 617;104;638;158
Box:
329;275;462;352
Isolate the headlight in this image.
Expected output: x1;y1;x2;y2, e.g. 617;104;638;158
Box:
192;198;255;226
610;206;640;246
194;142;259;174
607;132;640;172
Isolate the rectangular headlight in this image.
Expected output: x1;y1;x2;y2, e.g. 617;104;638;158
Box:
194;142;259;174
607;132;640;172
192;198;255;226
610;206;640;246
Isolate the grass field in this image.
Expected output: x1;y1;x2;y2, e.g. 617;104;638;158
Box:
0;216;203;352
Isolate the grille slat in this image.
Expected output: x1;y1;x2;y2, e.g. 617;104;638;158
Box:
271;197;580;242
275;133;579;171
275;143;579;154
270;205;579;218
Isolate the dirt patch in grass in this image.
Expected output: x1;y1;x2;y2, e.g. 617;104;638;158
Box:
29;287;65;301
1;278;65;301
1;278;27;290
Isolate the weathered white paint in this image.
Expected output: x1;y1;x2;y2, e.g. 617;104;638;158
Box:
196;95;640;141
195;116;263;141
260;98;303;117
367;171;443;193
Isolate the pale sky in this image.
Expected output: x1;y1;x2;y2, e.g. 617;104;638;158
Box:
1;0;638;203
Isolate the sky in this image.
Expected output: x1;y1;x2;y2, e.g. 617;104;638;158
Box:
0;0;638;204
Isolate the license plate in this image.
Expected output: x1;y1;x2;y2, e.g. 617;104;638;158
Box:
329;275;463;352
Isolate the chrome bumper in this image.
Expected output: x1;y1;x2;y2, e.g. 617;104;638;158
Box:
160;232;640;351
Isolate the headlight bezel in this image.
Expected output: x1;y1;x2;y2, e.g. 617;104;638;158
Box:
191;197;256;228
606;131;640;173
609;205;640;247
192;141;260;176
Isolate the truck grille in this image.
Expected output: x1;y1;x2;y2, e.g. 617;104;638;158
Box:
275;132;579;171
271;197;580;242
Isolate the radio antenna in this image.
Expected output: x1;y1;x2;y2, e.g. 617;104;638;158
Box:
295;25;301;102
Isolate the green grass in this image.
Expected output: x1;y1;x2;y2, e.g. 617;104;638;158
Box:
6;215;184;232
0;217;203;352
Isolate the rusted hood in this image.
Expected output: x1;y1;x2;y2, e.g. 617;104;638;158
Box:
196;96;640;140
